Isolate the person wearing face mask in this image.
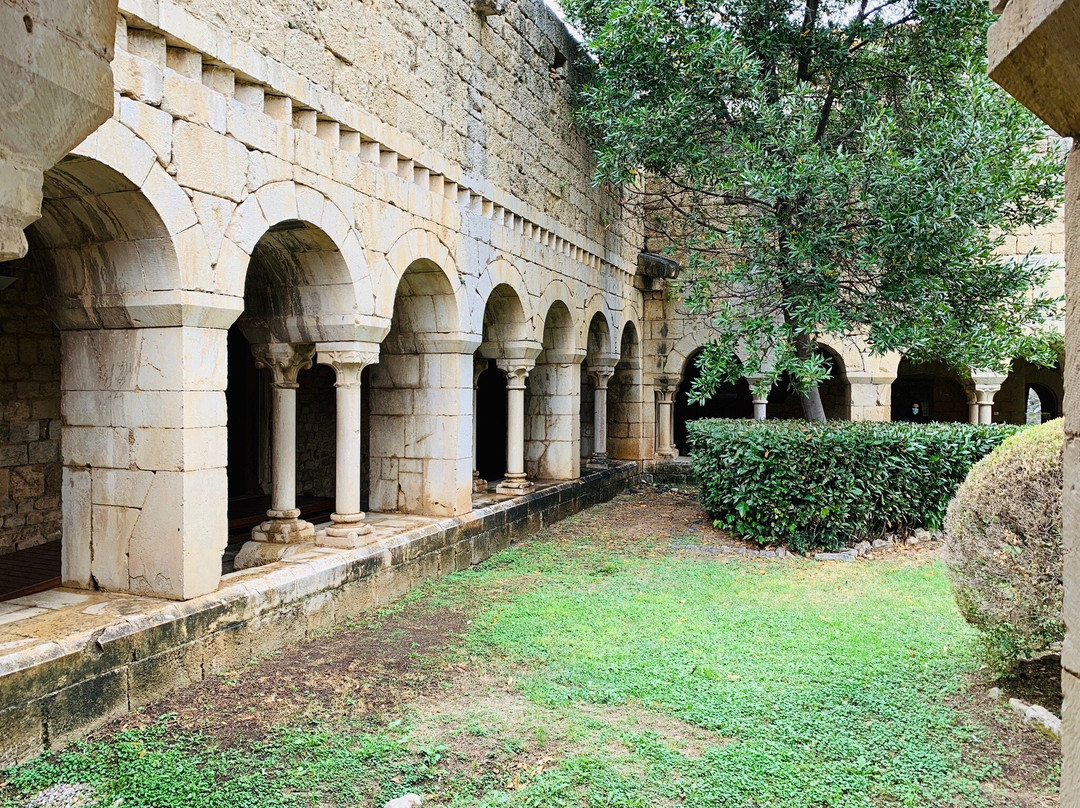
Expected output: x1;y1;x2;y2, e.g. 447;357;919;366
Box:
904;401;927;423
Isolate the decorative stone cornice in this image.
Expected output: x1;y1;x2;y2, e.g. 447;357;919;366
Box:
252;342;315;388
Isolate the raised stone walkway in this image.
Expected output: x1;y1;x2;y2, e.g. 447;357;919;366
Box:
0;463;635;765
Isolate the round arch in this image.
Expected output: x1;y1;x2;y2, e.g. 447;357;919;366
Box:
218;182;374;322
471;258;537;341
674;349;753;452
377;227;467;330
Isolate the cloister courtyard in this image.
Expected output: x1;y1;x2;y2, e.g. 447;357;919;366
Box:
0;487;1060;808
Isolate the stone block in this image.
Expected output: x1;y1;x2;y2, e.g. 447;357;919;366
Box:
119;98;173;163
44;670;129;748
61;468;92;587
227;99;293;158
0;701;44;766
62;426;131;468
91;468;154;508
90;504;140;590
113;49;163;105
0;444;28;467
128;644;205;709
173;122;248;201
162;70;227;132
132;425;226;472
1065;669;1080;796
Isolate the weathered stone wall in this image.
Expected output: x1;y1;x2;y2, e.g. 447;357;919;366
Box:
0;257;62;555
295;364;335;499
164;0;632;259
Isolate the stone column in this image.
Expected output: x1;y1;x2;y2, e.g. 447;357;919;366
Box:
968;397;980;425
236;343;315;568
496;360;534;494
316;345;379;548
746;375;770;421
656;386;678;459
587;366;615;467
971;372;1008;425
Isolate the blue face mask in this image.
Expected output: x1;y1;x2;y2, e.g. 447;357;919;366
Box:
911;407;920;415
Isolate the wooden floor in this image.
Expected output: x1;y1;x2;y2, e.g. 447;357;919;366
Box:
0;540;62;602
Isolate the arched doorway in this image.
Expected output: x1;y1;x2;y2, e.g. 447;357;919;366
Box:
581;311;614;463
229;215;361;565
890;359;970;422
4;153;229;599
674;350;753;454
527;301;580;480
768;345;850;421
1027;384;1060;424
475;284;529;490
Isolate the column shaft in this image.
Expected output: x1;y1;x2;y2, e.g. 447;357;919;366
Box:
270;384;297;515
656;389;677;458
593;385;608;457
316;346;378;548
333;382;362;519
506;382;526;478
496;361;534;494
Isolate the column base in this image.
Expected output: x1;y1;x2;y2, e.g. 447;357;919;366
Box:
233;539;313;570
251;517;316;544
656;448;679;460
473;474;490;493
316;513;374;549
496;475;533;495
586;456;612;470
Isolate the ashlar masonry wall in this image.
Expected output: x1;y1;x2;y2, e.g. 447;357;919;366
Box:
0;255;63;555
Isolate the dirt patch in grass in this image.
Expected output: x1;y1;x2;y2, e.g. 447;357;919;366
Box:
951;674;1060;808
105;608;470;745
542;486;739;552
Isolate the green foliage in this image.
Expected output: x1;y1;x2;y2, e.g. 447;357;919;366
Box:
944;418;1064;674
688;419;1018;551
564;0;1064;409
467;548;990;806
2;544;1011;808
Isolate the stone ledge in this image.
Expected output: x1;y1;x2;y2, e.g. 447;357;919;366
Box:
0;462;637;765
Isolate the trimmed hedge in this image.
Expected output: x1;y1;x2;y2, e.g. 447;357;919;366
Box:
944;419;1063;673
687;419;1020;553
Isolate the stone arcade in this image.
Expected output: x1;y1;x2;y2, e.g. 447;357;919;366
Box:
0;0;1072;774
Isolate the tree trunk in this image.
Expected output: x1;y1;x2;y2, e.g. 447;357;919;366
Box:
793;331;827;422
800;384;827;422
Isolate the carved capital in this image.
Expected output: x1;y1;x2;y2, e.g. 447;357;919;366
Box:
656;388;675;405
497;358;534;388
252;343;315;389
317;349;379;388
588;366;616;389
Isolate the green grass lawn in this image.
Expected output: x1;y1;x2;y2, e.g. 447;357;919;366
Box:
0;508;1055;808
